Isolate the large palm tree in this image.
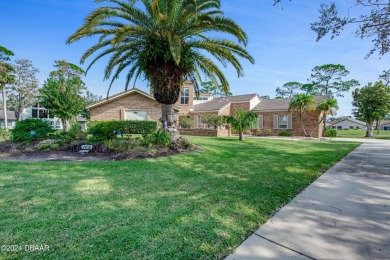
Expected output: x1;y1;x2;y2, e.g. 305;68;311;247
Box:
0;46;15;131
288;94;316;137
67;0;254;129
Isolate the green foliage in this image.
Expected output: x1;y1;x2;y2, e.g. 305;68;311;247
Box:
179;116;194;129
202;115;224;129
309;1;390;57
225;109;258;141
200;81;232;97
39;75;85;130
276;82;302;98
104;138;140;152
7;59;40;121
11;118;54;143
168;137;193;150
278;131;293;136
325;127;337;137
67;0;254;106
35;139;60;150
352;81;390;126
289;94;316;136
88;120;158;141
67;121;86;140
308;64;359;97
141;129;169;147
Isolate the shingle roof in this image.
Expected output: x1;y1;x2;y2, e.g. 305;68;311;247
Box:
87;88;180;111
252;95;330;112
192;94;258;112
332;118;366;126
0;110;17;120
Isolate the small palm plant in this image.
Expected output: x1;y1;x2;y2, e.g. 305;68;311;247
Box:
67;0;254;130
225;109;257;141
288;94;316;137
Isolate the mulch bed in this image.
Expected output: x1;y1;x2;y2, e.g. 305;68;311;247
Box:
0;140;198;162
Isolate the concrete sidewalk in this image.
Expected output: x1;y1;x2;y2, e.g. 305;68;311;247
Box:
227;142;390;260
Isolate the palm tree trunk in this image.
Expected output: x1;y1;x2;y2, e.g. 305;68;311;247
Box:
309;116;325;137
2;87;8;131
299;111;308;137
161;104;175;128
239;130;244;141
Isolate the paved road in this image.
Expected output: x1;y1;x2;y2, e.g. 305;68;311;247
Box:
227;141;390;260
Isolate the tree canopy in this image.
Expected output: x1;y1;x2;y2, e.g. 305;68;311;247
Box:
352;81;390;137
67;0;254;128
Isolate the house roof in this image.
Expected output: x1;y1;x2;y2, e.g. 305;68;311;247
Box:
192;94;258;112
87;88;180;111
0;110;17;120
252;95;330;112
331;118;366;126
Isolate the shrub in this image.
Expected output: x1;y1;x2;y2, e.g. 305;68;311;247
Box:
325;127;337;137
104;138;139;152
141;129;169;147
67;121;86;139
278;131;293;137
253;129;263;136
168;137;193;150
179;116;194;129
202;115;224;129
11;118;54;143
0;129;11;140
88;120;158;141
35;139;60;150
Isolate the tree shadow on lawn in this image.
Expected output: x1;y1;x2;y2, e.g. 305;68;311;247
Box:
0;139;359;259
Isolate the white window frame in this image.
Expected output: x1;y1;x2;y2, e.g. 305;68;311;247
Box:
181;87;189;105
258;115;263;129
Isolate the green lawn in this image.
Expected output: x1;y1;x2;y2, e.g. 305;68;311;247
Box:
336;129;390;139
0;137;359;259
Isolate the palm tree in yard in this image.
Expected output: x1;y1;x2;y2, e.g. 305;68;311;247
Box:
309;98;338;137
288;94;316;137
225;109;257;141
67;0;254;131
0;46;15;131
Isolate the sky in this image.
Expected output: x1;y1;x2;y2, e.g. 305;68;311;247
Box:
0;0;389;116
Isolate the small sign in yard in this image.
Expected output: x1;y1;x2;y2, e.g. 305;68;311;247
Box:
79;144;93;155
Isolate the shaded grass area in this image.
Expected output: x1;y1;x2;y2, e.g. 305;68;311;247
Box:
336;129;390;140
0;137;359;259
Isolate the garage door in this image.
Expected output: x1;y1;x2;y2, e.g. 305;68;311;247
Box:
125;110;147;120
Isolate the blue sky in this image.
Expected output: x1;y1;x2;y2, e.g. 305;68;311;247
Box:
1;0;388;116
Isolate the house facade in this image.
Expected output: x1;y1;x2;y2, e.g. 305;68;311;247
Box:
330;118;366;130
87;82;327;138
0;110;17;129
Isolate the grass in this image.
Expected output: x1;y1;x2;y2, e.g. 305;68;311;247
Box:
0;137;359;259
336;129;390;140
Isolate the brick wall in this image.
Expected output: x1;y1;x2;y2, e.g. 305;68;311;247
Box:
90;93;162;121
230;102;250;115
176;81;194;116
257;111;323;138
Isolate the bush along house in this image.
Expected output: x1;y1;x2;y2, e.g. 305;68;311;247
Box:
87;81;329;138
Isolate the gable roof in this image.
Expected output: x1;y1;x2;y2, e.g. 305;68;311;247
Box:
193;94;258;112
252;95;330;112
331;118;366;126
0;110;17;120
87;88;180;111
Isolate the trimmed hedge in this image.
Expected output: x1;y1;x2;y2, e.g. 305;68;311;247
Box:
88;120;158;140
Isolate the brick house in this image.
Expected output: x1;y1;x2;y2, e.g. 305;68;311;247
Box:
88;81;328;137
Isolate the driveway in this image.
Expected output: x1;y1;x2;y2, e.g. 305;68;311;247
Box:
227;140;390;259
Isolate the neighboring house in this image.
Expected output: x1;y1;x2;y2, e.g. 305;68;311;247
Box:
21;103;87;130
88;82;328;138
380;121;390;131
330;118;366;130
0;110;17;129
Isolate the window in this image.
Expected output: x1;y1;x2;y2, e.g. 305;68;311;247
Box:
180;87;189;105
349;126;354;129
279;115;288;129
332;126;336;129
273;114;292;129
31;103;53;119
258;115;263;129
0;120;13;129
337;126;342;130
